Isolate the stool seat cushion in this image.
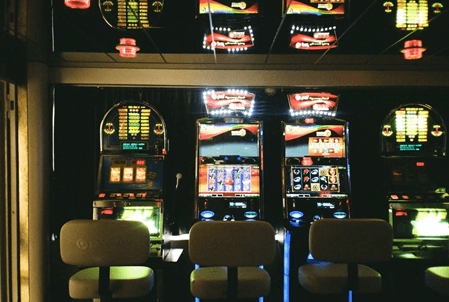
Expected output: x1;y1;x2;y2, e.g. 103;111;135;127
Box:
69;266;154;299
425;266;449;296
190;266;270;299
298;263;382;294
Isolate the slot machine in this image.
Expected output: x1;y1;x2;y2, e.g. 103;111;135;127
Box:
93;100;167;257
281;92;351;302
380;103;449;259
195;89;263;221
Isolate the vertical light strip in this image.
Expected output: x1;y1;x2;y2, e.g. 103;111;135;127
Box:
17;85;29;302
284;230;291;302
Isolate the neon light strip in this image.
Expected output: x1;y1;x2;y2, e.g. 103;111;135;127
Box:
283;230;291;302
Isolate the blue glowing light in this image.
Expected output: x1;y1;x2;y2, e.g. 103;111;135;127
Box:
333;211;347;219
289;211;304;219
200;211;215;219
244;211;258;219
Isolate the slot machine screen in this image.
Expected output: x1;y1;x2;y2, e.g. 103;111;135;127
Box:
285;165;346;198
284;0;345;16
198;164;260;197
198;123;259;157
285;124;345;158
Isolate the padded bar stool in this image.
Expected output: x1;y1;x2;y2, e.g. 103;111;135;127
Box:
189;220;276;301
60;219;154;301
425;266;449;296
298;219;393;300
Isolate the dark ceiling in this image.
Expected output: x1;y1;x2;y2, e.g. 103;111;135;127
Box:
51;0;449;68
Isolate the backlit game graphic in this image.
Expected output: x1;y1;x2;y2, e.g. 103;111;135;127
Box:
288;92;339;116
285;124;345;158
199;0;258;14
285;0;345;15
203;90;255;115
290;25;337;50
100;0;164;29
381;105;446;154
198;164;260;197
203;26;254;52
396;0;429;30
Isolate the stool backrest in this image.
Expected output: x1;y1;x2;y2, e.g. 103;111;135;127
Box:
189;221;276;267
60;219;150;267
309;219;393;263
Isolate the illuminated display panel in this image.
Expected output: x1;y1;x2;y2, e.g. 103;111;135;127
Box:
101;0;155;30
396;0;429;30
203;27;255;53
136;167;147;182
285;124;345;158
198;123;260;157
286;165;342;196
290;25;338;50
118;106;151;141
198;164;260;197
101;101;166;153
203;90;255;115
285;0;345;15
122;167;134;182
100;156;163;191
391;208;449;239
288;92;339;116
110;167;121;183
199;0;259;14
117;206;162;236
381;104;446;155
394;107;428;145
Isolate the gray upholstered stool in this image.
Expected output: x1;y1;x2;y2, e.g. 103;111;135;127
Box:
189;221;275;300
298;219;393;300
60;219;154;301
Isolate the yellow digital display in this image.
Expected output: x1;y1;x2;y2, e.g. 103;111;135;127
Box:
396;0;429;30
118;105;151;141
395;107;428;143
117;0;150;29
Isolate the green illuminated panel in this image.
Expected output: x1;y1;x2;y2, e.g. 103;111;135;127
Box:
117;206;161;236
412;209;449;237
